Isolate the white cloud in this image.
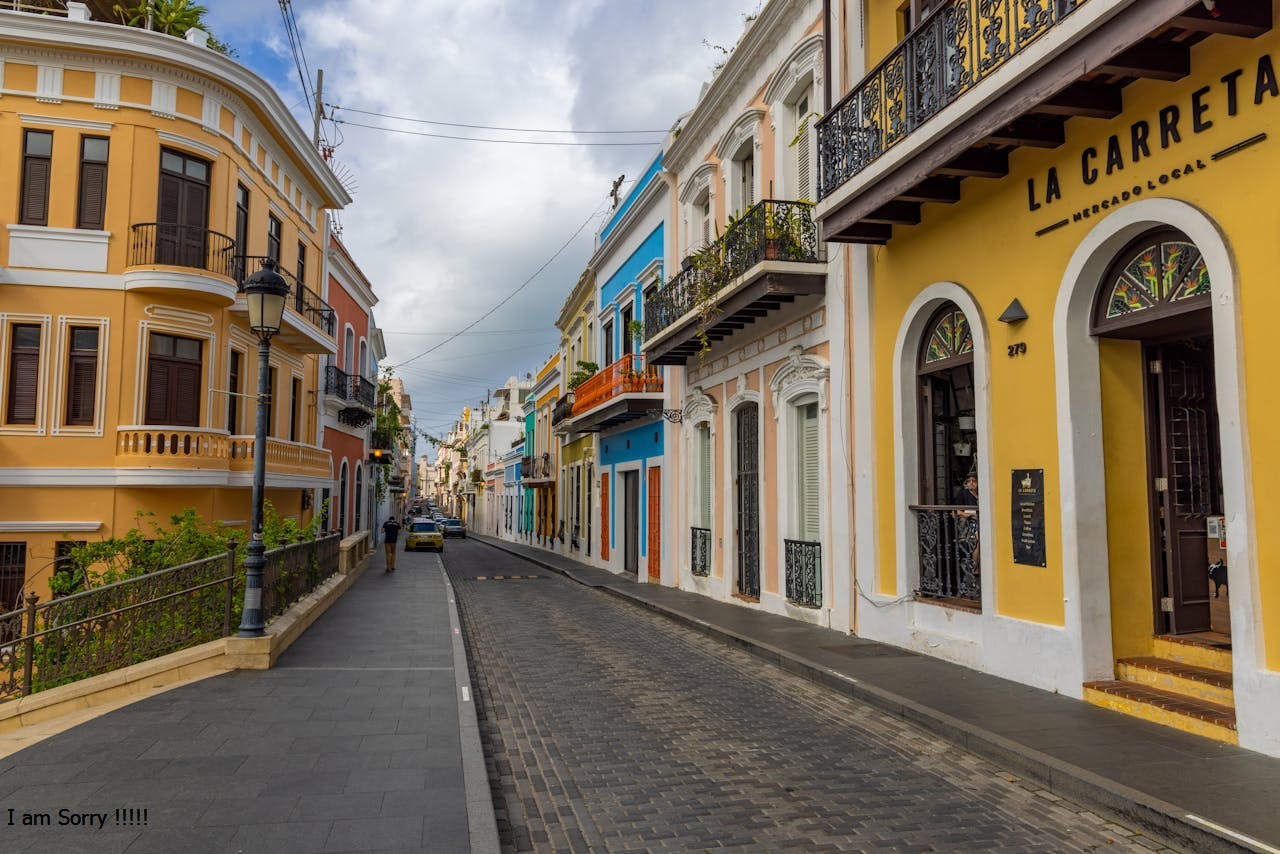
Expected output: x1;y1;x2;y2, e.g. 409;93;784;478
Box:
206;0;756;434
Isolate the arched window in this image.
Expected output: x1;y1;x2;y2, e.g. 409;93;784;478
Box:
354;464;364;531
358;340;368;378
914;302;979;605
1092;230;1211;337
338;461;349;535
343;327;354;374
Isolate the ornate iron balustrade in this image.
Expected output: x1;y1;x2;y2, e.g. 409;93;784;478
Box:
325;367;376;426
912;506;981;604
784;539;822;607
325;365;354;399
0;549;237;702
552;394;575;426
128;222;238;279
816;0;1086;199
570;354;662;416
644;199;822;341
691;527;712;577
352;375;376;408
261;534;341;623
236;256;336;338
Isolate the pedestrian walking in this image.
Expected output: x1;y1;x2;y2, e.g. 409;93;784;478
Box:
382;516;402;572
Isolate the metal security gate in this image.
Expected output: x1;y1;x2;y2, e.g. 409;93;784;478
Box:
735;404;760;598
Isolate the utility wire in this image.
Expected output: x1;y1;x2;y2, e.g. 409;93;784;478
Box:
382;327;551;337
327;104;667;135
392;202;609;371
334;118;662;147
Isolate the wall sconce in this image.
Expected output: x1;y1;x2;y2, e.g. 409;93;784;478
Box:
998;299;1028;323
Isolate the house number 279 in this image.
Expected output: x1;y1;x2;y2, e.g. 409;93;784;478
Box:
1007;342;1027;357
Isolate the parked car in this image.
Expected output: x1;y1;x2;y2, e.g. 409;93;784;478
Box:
441;518;465;539
404;519;444;552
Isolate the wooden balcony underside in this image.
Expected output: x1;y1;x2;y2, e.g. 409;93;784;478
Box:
819;0;1272;244
647;271;826;366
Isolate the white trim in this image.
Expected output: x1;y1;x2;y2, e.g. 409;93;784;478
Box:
18;112;112;131
48;315;109;437
134;321;217;425
123;268;237;303
0;521;102;532
678;162;719;205
0;313;53;436
155;129;221;161
762;34;824;107
5;225;111;273
150;79;176;118
143;304;215;327
1052;198;1275;756
0;269;122;289
714;108;765;160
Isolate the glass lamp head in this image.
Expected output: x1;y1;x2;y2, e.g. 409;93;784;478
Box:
244;259;290;339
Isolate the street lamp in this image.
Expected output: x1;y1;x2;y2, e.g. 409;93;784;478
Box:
238;258;290;638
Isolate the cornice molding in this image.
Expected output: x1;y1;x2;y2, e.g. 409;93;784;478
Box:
762;33;824;106
19;112;113;130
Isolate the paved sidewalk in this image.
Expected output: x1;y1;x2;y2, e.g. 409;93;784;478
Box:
474;533;1280;854
0;546;497;854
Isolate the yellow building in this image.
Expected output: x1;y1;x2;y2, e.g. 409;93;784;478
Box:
818;0;1278;752
527;352;561;547
553;270;596;556
0;9;350;606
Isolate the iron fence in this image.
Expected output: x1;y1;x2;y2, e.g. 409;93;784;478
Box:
912;506;980;604
691;527;711;577
260;534;341;623
129;222;238;278
784;539;822;607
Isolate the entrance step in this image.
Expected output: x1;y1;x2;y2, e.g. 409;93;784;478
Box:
1115;656;1233;707
1083;681;1237;744
1152;634;1232;671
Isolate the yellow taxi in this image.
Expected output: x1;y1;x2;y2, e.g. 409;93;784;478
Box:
404;518;445;553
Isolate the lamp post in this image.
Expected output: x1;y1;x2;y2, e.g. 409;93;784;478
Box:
238;259;290;638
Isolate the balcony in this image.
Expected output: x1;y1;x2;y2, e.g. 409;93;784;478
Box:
561;354;663;433
122;223;238;304
816;1;1271;243
231;256;336;353
644;200;825;366
523;453;555;485
912;506;981;610
323;365;376;428
551;394;576;429
114;427;330;486
784;539;822;608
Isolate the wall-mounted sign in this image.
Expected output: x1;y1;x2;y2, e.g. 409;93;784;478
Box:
1012;469;1046;568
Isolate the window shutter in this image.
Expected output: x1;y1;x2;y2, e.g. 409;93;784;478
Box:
701;207;710;245
798;403;820;541
796;123;811;202
6;329;40;425
66;353;98;425
699;424;712;528
172;362;200;427
78;161;108;230
21;157;51;226
145;360;170;424
157;172;182;224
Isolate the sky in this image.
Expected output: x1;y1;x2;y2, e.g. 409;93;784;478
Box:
202;0;759;441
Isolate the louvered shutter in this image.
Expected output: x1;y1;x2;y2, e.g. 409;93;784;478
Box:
172;362;200;427
21;157;51;226
156;173;182;265
6;327;40;425
798;403;820;541
796;96;812;201
699;424;712;528
180;182;209;268
66;352;98;425
145;360;170;424
78;161;108;230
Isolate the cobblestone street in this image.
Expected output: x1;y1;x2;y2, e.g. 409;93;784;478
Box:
444;539;1180;853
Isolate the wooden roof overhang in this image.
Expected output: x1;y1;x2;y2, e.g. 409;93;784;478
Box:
819;1;1272;245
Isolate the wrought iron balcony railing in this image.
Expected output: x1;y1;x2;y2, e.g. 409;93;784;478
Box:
816;0;1086;200
236;256;336;338
570;354;662;417
551;394;575;426
784;539;822;608
691;527;711;577
324;365;377;408
644;199;821;342
911;506;980;606
128;222;237;279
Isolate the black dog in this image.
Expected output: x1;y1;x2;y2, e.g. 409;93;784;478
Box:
1208;561;1228;598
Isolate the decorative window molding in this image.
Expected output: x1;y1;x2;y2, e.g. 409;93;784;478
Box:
726;374;762;413
143;304;214;327
0;313;54;436
762;34;824;107
0;521;102;533
133;320;216;426
155;129;220;161
714;109;765;161
679;162;719;204
769;346;830;414
19;113;113;131
49;315;109;437
682;387;717;425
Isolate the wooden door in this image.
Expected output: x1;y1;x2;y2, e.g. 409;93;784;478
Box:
156;150;209;268
623;471;639;574
735;404;761;598
647;467;661;581
1148;338;1222;634
600;473;610;561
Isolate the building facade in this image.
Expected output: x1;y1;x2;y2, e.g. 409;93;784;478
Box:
0;7;349;606
553;270;597;557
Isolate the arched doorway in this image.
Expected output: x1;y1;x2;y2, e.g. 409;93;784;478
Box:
338;461;349;536
914;303;980;607
1091;230;1224;639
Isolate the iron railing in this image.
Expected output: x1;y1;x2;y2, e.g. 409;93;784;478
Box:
236;255;336;337
691;527;711;577
644;199;822;341
324;365;377;409
784;539;822;607
551;394;575;426
520;457;532;478
912;506;980;605
128;222;238;279
0;534;342;702
816;0;1086;199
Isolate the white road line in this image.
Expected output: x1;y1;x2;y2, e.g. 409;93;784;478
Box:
461;685;471;703
1184;814;1280;853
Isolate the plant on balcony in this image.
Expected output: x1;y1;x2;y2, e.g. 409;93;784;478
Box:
567;361;599;391
626;320;645;348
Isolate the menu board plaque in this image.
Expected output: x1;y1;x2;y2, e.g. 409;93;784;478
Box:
1012;469;1046;567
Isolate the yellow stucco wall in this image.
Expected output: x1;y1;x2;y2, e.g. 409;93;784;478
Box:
861;5;1280;664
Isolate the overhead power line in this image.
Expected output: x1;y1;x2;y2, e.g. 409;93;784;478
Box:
334;118;662;147
327;104;668;135
382;327;551;337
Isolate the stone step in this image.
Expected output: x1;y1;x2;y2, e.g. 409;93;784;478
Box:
1083;680;1237;745
1116;656;1234;707
1152;635;1232;672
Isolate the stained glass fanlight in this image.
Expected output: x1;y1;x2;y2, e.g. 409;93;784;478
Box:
1101;240;1211;324
921;306;974;369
